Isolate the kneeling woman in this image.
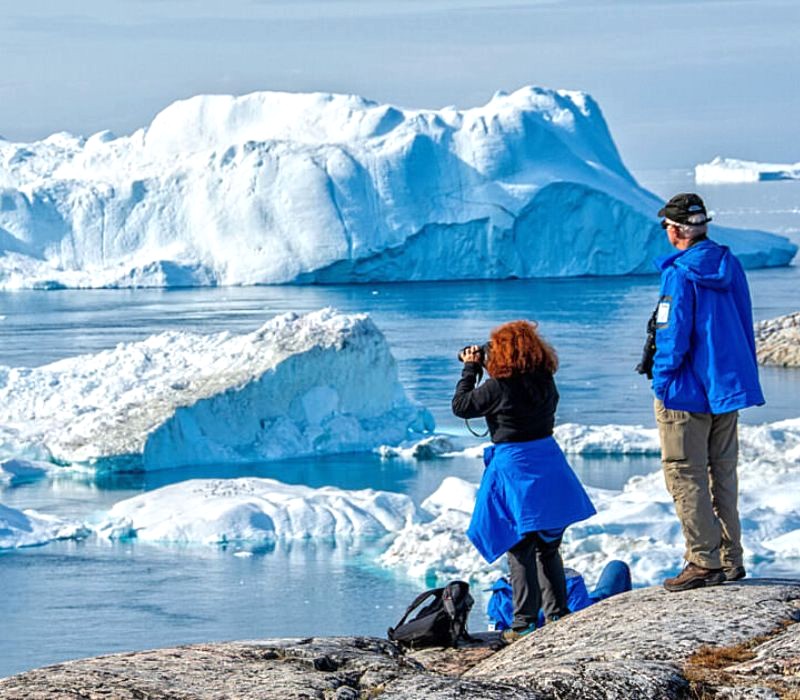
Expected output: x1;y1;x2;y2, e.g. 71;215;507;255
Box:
453;320;596;640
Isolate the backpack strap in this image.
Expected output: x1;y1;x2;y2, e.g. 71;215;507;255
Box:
442;583;475;647
388;588;442;637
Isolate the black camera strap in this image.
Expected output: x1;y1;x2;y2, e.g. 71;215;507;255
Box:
464;367;489;438
465;419;490;438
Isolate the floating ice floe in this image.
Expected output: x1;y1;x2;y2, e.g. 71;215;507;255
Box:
377;423;662;462
95;477;419;545
0;503;89;549
382;417;800;588
0;88;795;290
0;309;433;471
376;435;458;460
0;458;60;484
381;477;505;582
695;156;800;184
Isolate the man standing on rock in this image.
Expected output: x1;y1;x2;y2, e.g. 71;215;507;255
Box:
647;193;764;592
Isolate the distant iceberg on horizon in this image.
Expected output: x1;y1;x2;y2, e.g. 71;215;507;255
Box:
696;156;800;184
0;87;796;289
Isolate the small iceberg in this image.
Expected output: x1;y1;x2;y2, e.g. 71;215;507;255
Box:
0;458;59;485
0;503;89;550
695;156;800;184
95;477;420;545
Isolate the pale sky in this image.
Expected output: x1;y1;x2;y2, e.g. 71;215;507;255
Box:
1;0;798;169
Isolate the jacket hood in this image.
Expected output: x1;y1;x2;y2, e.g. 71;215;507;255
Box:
656;239;733;290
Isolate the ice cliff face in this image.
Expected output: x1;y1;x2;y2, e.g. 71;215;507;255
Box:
1;88;795;289
0;309;433;470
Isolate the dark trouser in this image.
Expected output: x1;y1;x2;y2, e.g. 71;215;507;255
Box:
507;531;569;630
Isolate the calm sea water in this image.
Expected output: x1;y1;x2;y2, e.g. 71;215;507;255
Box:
1;173;799;678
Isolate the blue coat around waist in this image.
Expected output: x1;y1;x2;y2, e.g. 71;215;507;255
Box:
467;437;596;563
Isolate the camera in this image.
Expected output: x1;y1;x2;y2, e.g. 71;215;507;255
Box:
458;342;490;364
635;305;658;380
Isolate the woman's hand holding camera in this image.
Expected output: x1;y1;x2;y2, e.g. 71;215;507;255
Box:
459;345;482;363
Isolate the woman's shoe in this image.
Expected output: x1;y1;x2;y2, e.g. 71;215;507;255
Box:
546;610;570;624
501;623;536;643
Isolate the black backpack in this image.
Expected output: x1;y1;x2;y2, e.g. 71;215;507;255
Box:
387;580;475;649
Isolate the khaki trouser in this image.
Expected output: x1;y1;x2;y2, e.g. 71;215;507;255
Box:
654;399;743;570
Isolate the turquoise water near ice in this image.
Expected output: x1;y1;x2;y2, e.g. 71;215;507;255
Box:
1;173;799;678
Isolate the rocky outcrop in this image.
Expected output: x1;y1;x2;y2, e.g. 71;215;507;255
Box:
0;637;540;700
467;580;800;699
1;581;798;699
755;312;800;367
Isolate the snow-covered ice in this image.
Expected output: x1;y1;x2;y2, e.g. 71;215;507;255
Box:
557;423;660;455
381;418;800;588
696;156;800;184
0;88;795;290
95;477;419;545
376;435;458;460
0;502;88;549
0;309;433;471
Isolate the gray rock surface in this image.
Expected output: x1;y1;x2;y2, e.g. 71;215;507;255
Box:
1;581;798;699
467;579;800;699
0;636;540;700
755;311;800;367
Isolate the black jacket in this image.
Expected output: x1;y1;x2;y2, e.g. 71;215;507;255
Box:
452;362;558;443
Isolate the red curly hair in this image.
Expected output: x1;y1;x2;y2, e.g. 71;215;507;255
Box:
485;320;558;379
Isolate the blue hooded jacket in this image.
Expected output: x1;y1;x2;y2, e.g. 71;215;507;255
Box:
652;238;764;414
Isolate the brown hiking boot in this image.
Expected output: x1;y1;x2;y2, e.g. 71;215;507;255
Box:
663;563;726;592
724;565;746;582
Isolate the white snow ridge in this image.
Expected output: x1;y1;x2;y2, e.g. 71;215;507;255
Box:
0;87;795;289
0;309;433;471
96;477;419;545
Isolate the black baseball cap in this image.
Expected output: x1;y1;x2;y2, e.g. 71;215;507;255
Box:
658;193;712;225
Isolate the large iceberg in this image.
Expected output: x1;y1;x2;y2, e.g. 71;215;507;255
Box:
0;309;432;471
95;477;419;545
381;418;800;587
696;156;800;184
0;88;795;289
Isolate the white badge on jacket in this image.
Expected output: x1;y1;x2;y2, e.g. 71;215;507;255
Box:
656;299;671;325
